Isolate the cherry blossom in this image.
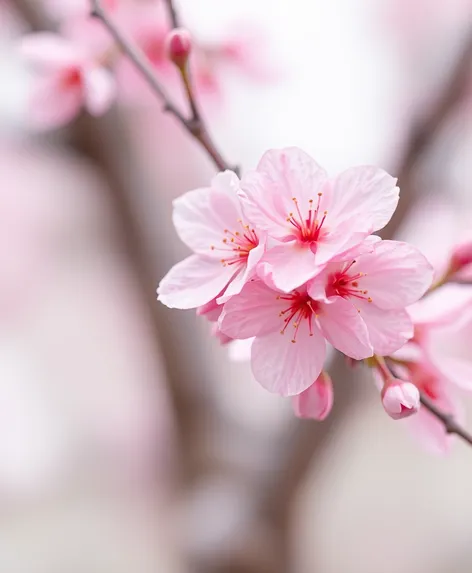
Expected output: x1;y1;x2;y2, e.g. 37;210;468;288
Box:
239;147;400;292
218;280;373;396
292;371;334;420
308;239;434;355
381;378;420;420
19;33;116;129
157;171;266;309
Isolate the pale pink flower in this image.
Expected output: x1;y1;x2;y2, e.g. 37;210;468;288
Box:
218;280;373;396
19;33;116;129
239;147;400;292
308;239;434;355
381;378;420;420
157;171;266;309
292;371;334;420
423;303;472;391
404;359;463;455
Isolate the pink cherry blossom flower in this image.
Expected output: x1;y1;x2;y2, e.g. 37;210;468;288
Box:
157;171;266;309
19;33;116;129
381;378;420;420
308;239;434;355
218;280;373;396
292;371;334;420
405;359;464;455
239;147;400;292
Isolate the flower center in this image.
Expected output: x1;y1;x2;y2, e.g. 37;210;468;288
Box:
328;260;372;303
211;219;258;267
286;193;328;243
277;291;320;343
61;67;82;89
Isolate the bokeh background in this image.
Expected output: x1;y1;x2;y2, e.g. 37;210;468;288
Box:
0;0;471;571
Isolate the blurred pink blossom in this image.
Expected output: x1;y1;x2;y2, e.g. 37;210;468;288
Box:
19;32;116;129
239;147;400;292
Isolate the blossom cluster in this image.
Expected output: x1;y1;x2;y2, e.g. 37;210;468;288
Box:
17;0;269;130
157;147;436;420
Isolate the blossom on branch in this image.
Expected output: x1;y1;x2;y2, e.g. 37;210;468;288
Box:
19;32;116;128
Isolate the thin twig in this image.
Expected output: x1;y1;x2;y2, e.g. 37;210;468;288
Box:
163;0;181;28
90;0;237;174
420;394;472;446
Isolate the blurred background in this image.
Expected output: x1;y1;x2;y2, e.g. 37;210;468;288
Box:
0;0;471;571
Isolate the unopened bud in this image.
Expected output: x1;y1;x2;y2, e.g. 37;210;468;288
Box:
449;240;472;273
165;28;192;69
381;379;420;420
292;371;333;421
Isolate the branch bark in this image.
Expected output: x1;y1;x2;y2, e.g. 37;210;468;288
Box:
420;394;472;446
90;0;238;173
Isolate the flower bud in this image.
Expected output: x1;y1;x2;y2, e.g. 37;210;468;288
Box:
449;240;472;273
381;379;420;420
165;28;192;69
292;371;333;421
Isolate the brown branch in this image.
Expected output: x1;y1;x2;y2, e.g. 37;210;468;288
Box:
163;0;181;29
420;394;472;446
90;0;238;174
381;32;472;238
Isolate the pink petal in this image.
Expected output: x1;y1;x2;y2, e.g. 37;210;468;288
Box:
251;320;326;396
292;371;334;420
356;300;413;355
217;233;267;303
328;166;399;233
317;297;373;359
406;382;462;455
19;33;86;69
157;255;236;309
257;242;318;293
28;74;83;129
350;240;434;310
408;284;472;327
83;66;116;116
172;171;245;257
238;147;327;241
329;234;381;262
218;280;284;339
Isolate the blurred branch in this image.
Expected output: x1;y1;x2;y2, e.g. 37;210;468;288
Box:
163;0;181;28
90;0;238;174
381;32;472;238
420;394;472;446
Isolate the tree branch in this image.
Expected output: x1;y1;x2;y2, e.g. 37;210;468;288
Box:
90;0;237;174
163;0;181;29
420;394;472;446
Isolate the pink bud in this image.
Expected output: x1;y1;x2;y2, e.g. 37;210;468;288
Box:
381;380;420;420
292;371;334;421
450;240;472;272
165;28;192;68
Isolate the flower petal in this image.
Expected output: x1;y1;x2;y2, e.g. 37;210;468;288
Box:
238;147;327;241
327;166;399;232
251;320;326;396
83;66;116;116
292;371;334;420
172;171;244;257
257;242;318;292
157;255;236;309
19;33;86;68
317;297;373;359
351;240;433;310
28;74;83;129
218;280;283;339
356;300;413;355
